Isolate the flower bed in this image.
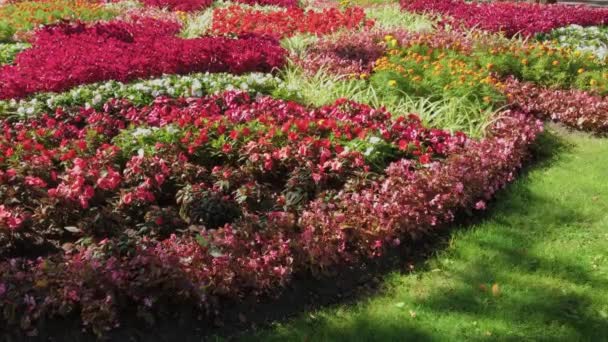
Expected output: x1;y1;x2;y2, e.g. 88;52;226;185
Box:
400;0;608;37
543;25;608;61
140;0;298;12
211;6;373;38
0;90;541;335
293;29;407;77
504;77;608;134
0;19;286;100
0;0;118;42
0;72;288;118
234;0;299;8
370;31;608;112
141;0;213;12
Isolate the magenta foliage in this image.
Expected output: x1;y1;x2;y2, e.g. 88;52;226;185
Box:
504;77;608;134
401;0;608;37
0;19;286;100
235;0;299;7
141;0;213;11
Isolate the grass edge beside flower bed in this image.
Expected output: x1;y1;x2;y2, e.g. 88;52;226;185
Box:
243;124;608;342
0;97;542;336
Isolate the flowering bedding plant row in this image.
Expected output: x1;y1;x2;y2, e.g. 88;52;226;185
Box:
141;0;298;12
401;0;608;38
0;90;542;334
0;72;290;118
388;31;607;93
503;77;608;134
364;30;608;133
292;29;411;77
543;25;608;61
0;0;118;42
0;18;286;100
211;6;373;38
141;0;214;12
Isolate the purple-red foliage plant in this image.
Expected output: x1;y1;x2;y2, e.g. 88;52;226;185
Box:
141;0;213;12
504;77;608;134
401;0;608;37
294;29;411;76
0;18;286;100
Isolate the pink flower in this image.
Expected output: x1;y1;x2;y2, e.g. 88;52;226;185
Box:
25;176;47;188
97;168;121;191
0;205;26;230
475;200;487;210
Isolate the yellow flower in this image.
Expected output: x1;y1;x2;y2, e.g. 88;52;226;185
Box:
388;80;397;87
384;35;393;42
521;58;528;65
359;73;368;80
552;60;559;66
590;79;597;86
578;68;585;74
483;96;492;103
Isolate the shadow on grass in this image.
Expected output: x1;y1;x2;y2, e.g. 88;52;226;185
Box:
412;129;608;340
5;130;601;342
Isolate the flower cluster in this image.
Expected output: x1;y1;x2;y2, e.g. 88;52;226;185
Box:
211;6;374;39
543;25;608;61
294;29;409;76
504;77;608;134
0;72;291;118
0;91;460;250
0;90;542;334
371;32;505;110
141;0;213;12
0;18;286;100
0;0;118;42
371;30;608;109
401;0;608;37
234;0;299;7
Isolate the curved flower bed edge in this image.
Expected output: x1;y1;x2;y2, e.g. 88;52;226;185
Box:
0;102;543;335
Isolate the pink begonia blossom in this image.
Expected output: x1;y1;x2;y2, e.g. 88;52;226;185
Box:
24;176;47;188
0;93;542;333
504;77;608;134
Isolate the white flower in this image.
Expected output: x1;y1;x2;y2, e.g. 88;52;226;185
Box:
368;136;381;144
132;127;153;137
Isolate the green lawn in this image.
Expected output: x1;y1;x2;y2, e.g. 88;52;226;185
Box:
245;126;608;341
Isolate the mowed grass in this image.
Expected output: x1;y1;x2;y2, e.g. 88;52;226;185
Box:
243;126;608;341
